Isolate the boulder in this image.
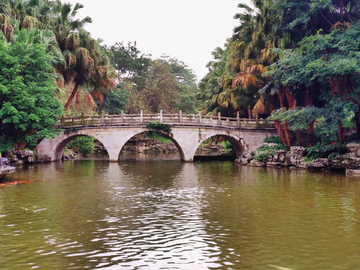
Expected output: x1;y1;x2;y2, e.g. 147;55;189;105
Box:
290;146;306;156
248;160;266;167
240;153;253;165
288;154;304;166
273;150;288;163
266;161;281;167
307;158;329;168
346;143;360;155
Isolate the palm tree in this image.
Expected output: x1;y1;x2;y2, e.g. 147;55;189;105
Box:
49;1;116;110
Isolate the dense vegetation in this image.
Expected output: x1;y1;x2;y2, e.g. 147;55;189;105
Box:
2;0;360;152
0;0;198;151
198;0;360;148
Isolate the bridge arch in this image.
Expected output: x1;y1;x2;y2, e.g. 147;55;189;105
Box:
175;131;247;162
52;134;109;161
118;130;186;161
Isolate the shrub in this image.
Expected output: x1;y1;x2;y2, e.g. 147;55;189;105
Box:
254;152;269;163
263;136;283;144
146;122;172;133
67;136;95;156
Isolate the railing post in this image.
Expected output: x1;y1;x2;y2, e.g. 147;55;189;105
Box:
101;113;104;125
218;112;221;126
199;111;202;125
160;110;163;123
121;110;124;123
140;110;143;124
81;113;84;125
179;110;183;124
237;111;240;128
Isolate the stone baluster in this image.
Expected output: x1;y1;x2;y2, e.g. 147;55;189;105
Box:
179;110;183;124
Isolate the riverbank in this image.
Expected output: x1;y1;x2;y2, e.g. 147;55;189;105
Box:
237;143;360;175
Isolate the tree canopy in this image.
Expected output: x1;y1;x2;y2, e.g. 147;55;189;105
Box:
0;30;62;151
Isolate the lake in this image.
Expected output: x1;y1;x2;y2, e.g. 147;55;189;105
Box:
1;158;360;269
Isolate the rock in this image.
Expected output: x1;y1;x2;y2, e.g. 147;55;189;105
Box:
346;169;360;175
27;156;35;163
356;147;360;157
248;160;266;167
346;143;360;155
307;158;329;168
290;146;306;156
266;161;281;167
273;150;288;162
288;154;304;166
240;153;253;165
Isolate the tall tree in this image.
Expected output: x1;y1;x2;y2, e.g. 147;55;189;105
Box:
0;29;62;151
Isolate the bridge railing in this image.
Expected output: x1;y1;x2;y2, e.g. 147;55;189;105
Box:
58;110;274;129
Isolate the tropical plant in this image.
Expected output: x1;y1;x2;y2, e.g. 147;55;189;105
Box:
0;32;63;151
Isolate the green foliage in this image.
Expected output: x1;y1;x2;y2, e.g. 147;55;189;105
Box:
254;143;288;163
63;127;79;134
221;140;233;153
263;136;283;144
254;152;269;163
67;136;94;156
146;132;172;142
99;83;129;114
146;122;172;133
305;142;347;159
0;34;62;152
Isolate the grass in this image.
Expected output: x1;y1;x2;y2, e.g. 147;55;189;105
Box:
146;132;172;143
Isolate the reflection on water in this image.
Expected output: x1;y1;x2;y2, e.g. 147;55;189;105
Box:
0;160;360;269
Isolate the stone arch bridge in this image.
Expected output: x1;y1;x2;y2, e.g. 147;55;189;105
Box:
36;111;277;162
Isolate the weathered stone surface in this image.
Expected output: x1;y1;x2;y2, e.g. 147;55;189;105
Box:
273;150;288;163
346;169;360;175
290;146;306;156
307;158;329;168
239;153;253;165
266;161;281;167
37;126;278;162
288;154;304;166
356;147;360;157
346;143;360;155
248;160;266;167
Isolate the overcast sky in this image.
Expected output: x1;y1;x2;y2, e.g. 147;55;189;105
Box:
65;0;250;81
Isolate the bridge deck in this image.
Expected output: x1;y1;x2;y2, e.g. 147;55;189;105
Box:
58;112;274;129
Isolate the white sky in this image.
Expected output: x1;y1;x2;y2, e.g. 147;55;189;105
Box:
65;0;250;82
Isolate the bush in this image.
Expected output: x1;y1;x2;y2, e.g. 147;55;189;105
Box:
254;152;269;163
146;122;172;133
67;136;95;156
263;136;283;144
305;142;347;159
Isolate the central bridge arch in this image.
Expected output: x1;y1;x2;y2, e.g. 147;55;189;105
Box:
36;125;277;162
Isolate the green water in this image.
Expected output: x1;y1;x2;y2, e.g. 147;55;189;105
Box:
1;160;360;269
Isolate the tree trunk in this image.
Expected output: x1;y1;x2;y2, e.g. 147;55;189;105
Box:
354;110;360;139
64;83;80;110
336;118;344;144
295;129;302;146
266;95;275;114
307;121;315;147
274;120;287;146
283;121;292;147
